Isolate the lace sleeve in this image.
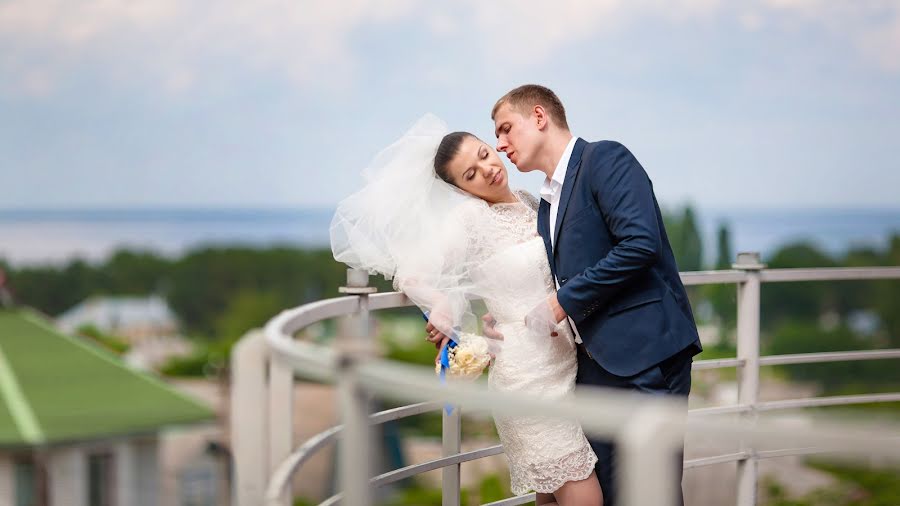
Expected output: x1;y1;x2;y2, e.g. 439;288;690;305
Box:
515;189;540;211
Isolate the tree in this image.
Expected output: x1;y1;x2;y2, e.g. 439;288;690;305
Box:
707;223;737;333
761;242;837;331
663;204;703;273
677;205;703;272
715;223;733;270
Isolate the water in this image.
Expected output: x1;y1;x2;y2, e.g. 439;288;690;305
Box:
0;207;897;266
0;208;334;265
698;208;900;264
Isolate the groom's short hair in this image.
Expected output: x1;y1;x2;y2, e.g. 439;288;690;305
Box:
492;84;569;131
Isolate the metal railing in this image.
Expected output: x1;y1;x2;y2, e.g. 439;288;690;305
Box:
230;253;900;506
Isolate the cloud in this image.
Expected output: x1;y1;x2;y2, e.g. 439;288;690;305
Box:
0;0;417;96
758;0;900;73
0;0;897;100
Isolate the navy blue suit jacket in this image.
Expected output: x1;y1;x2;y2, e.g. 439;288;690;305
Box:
539;138;701;377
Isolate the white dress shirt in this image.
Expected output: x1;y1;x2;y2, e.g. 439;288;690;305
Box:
539;136;584;343
540;137;578;250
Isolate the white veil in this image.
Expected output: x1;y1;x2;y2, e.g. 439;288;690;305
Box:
330;114;492;339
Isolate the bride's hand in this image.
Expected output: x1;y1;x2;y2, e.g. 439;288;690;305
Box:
425;320;450;349
481;313;505;340
434;336;450;365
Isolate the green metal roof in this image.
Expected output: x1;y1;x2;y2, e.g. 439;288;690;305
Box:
0;309;214;447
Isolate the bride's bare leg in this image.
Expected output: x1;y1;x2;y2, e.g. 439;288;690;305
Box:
552;471;603;506
536;492;558;505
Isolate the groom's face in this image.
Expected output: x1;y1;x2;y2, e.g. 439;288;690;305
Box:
493;103;541;173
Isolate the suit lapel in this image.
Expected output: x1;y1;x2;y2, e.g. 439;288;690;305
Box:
552;138;587;250
537;198;554;276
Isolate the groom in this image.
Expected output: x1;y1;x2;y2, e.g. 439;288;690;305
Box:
494;84;702;506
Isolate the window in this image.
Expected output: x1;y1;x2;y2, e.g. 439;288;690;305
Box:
87;453;115;506
14;456;47;506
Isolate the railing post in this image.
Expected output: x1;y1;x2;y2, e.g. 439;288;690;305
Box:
268;350;294;505
337;269;377;506
230;330;269;506
442;407;462;506
733;252;765;506
619;405;682;506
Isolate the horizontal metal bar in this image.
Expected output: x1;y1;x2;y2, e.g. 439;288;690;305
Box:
680;270;748;286
482;494;538;505
267;425;342;502
267;402;442;502
371;445;505;488
756;392;900;411
689;392;900;418
683;451;750;469
370;401;441;424
689;405;752;417
318;494;341;506
356;357;679;440
367;291;416;311
269;295;360;336
693;358;744;370
683;447;836;470
757;447;824;460
759;349;900;366
760;267;900;283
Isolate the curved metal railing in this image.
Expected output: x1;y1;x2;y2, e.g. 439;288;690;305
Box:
232;259;900;506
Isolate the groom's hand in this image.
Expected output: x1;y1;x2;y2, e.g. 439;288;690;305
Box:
547;293;568;323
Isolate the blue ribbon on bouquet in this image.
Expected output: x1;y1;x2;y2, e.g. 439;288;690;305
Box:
422;311;458;415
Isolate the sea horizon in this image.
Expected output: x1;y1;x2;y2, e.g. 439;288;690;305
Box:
1;205;898;267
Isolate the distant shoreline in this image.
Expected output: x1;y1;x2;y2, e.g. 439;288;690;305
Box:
1;207;897;267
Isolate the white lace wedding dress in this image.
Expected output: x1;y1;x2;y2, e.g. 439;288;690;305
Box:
459;189;598;496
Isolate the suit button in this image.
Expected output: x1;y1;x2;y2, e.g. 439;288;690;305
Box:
560;277;568;284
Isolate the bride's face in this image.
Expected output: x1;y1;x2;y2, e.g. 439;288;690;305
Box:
445;136;511;203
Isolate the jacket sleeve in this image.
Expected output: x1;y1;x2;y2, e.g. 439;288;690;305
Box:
555;142;662;324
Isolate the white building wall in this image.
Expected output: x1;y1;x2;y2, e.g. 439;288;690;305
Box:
47;447;87;506
0;455;13;506
133;437;160;506
114;441;136;506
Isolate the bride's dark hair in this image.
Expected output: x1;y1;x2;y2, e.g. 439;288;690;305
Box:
433;131;474;185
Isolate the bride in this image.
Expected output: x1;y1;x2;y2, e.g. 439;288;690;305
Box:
331;115;603;506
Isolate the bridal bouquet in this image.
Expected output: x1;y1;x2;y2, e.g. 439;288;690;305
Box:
437;333;493;381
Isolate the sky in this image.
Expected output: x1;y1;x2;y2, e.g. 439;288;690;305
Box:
1;0;899;211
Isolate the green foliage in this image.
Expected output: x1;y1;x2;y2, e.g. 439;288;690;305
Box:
7;250;172;316
4;230;899;395
378;474;511;505
159;347;210;377
761;242;839;327
477;474;508;504
663;204;703;273
75;324;130;355
715;223;733;270
213;290;284;344
678;205;704;272
706;222;738;333
810;460;900;506
381;481;444;505
166;247;348;336
766;320;900;394
763;460;900;506
10;260;96;316
100;250;171;294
